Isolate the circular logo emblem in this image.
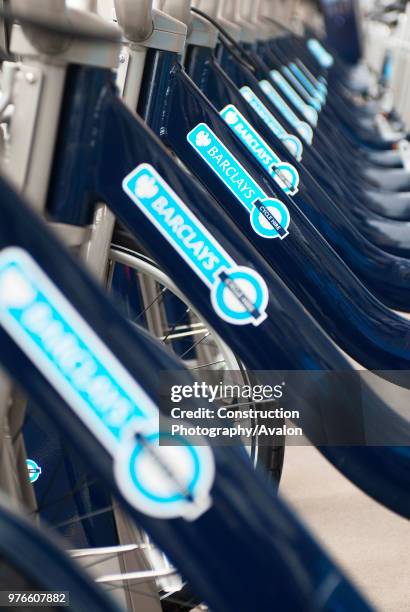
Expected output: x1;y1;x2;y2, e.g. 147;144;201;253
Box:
296;121;313;144
281;135;302;160
303;105;318;125
250;198;290;239
272;163;299;195
26;459;42;483
115;422;215;520
309;97;321;111
211;265;268;326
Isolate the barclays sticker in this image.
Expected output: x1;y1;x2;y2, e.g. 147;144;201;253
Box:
270;70;318;126
26;459;42;483
0;247;214;521
307;39;334;68
286;63;326;106
220;104;299;195
281;66;322;111
293;61;328;95
240;85;303;161
123;164;269;326
187;123;290;242
259;79;314;145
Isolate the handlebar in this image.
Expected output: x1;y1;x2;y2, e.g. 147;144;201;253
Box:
192;0;220;20
241;0;260;23
220;0;240;22
10;0;121;52
11;0;66;16
113;0;153;42
159;0;192;29
194;0;242;38
220;0;265;40
259;0;295;29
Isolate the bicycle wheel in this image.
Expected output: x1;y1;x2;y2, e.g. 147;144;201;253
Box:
107;241;285;612
108;242;285;481
0;491;121;612
0;244;284;612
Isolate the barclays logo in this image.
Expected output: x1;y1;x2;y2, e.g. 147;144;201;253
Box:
239;86;304;160
123;164;269;327
220;104;299;195
0;247;215;521
26;459;42;483
187;123;291;240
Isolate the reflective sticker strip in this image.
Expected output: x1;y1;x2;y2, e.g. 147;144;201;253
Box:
281;66;322;111
0;247;155;449
288;63;326;104
259;79;313;145
26;459;42;483
239;86;303;161
0;246;215;520
220;104;299;195
124;163;233;287
187;123;290;242
295;59;328;93
123;163;269;326
270;70;318;126
307;39;334;68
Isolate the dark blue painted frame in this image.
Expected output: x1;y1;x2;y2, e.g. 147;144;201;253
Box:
182;43;410;379
0;169;372;611
0;493;121;612
43;63;410;516
0;57;406;611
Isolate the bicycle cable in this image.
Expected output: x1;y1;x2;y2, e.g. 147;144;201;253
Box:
190;6;256;74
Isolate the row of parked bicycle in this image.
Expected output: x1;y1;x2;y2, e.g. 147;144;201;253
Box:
0;0;408;610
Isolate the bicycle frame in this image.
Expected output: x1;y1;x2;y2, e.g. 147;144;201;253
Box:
182;43;410;380
32;55;410;518
0;492;121;612
0;172;372;611
0;4;405;610
215;44;410;306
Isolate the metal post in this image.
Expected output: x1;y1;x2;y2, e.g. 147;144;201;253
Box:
157;0;192;29
113;0;153;42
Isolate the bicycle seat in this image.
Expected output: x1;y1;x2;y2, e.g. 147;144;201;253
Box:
361;166;410;191
363;148;404;168
364;189;410;220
